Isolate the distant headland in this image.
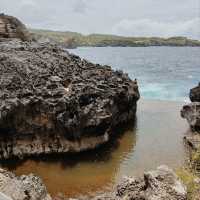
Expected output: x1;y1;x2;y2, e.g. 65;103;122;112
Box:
30;28;200;48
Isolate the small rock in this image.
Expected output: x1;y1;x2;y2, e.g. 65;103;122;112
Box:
0;168;52;200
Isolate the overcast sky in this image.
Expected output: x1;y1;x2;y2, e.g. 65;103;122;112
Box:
0;0;200;39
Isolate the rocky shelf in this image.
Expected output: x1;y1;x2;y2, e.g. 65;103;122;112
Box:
0;40;139;159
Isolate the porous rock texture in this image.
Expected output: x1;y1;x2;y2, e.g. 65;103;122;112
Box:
0;40;139;159
0;14;31;41
93;165;186;200
181;83;200;132
57;166;187;200
0;168;51;200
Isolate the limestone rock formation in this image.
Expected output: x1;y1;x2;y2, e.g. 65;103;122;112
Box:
0;40;139;159
181;83;200;132
0;13;31;41
0;168;51;200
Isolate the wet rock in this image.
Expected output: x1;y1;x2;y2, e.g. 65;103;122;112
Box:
0;40;139;159
0;168;51;200
0;13;31;41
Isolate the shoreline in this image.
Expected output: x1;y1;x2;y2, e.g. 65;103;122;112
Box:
66;45;200;49
0;13;199;200
1;98;189;198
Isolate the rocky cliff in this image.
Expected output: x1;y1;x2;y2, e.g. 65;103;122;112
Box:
0;14;31;41
0;40;139;159
181;83;200;132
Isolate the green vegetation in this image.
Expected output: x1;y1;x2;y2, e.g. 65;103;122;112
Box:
192;149;200;165
176;146;200;200
176;168;200;200
30;29;200;48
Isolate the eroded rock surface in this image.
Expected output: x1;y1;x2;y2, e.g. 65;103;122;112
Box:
0;168;51;200
96;165;187;200
0;40;139;159
0;14;31;41
181;83;200;132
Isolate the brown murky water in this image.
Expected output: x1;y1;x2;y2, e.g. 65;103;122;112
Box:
1;99;189;198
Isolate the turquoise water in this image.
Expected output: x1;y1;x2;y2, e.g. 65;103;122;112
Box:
69;47;200;101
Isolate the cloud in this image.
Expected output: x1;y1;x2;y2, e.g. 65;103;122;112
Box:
20;0;36;7
0;0;199;39
73;0;88;14
111;18;200;39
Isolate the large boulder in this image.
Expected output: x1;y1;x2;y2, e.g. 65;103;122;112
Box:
0;13;31;41
0;40;139;159
181;83;200;132
0;168;51;200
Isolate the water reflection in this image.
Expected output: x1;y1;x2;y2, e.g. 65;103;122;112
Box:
1;121;137;198
0;99;189;198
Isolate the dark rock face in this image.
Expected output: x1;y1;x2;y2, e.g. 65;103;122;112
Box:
190;83;200;102
181;83;200;132
0;40;139;159
0;168;51;200
0;14;31;41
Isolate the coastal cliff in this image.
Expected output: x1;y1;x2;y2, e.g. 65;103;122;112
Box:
0;40;139;159
180;84;200;199
31;29;200;48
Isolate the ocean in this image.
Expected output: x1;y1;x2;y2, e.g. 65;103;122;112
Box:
69;47;200;102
